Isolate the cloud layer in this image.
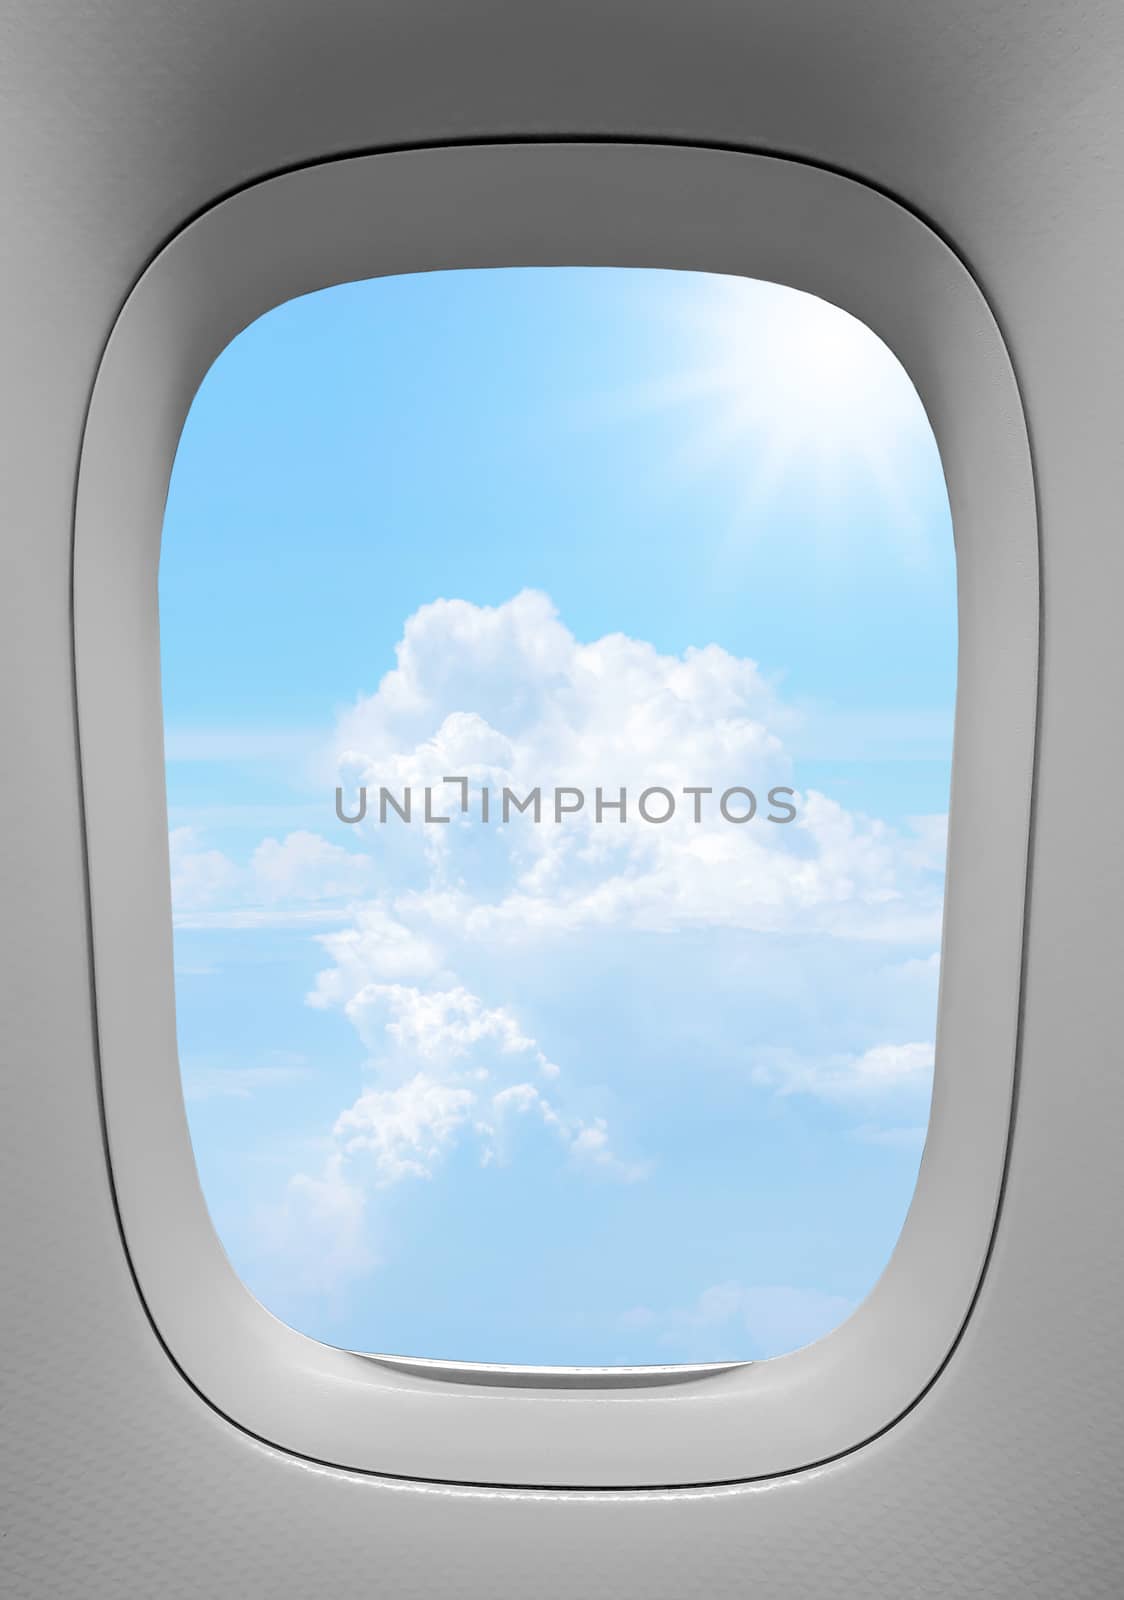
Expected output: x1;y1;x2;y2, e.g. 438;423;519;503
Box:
172;591;943;1313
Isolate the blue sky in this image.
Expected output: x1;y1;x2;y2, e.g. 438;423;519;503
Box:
161;266;955;1365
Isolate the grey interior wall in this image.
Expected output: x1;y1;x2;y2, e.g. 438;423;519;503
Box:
1;2;1122;1595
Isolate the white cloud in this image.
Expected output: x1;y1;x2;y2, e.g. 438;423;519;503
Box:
307;904;442;990
335;589;783;787
189;592;946;1296
251;831;375;903
169;828;374;925
751;1040;935;1102
285;975;643;1280
172;593;945;949
566;1116;649;1182
488;1082;649;1182
169;826;243;911
330;591;944;946
334;1074;477;1186
311;979;560;1080
305;977;636;1184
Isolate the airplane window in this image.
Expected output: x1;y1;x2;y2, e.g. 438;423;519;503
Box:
160;267;954;1367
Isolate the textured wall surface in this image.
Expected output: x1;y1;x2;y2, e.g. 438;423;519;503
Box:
1;2;1122;1594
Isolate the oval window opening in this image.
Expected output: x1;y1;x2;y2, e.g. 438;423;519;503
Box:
160;266;954;1368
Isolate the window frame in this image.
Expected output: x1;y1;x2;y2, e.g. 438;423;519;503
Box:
74;141;1038;1489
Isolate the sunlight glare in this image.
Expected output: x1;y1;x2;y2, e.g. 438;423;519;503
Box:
660;274;936;513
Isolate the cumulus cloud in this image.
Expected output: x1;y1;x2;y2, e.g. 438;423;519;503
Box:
334;1074;477;1186
335;588;783;776
172;592;945;951
306;904;442;990
329;591;944;945
309;976;559;1077
284;974;644;1274
487;1081;648;1181
297;973;639;1191
180;592;945;1297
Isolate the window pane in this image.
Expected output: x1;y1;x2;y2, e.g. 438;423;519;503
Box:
161;267;954;1365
